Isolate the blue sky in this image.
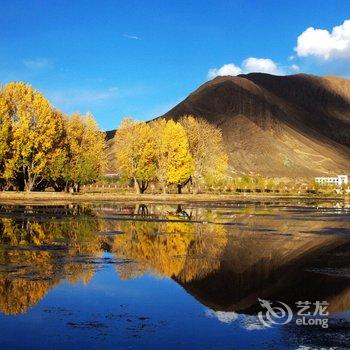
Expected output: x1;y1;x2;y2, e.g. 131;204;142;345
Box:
1;0;350;130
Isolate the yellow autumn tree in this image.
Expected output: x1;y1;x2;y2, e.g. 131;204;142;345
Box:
64;113;107;191
150;119;168;193
0;92;11;188
2;82;65;191
112;219;195;279
180;115;228;191
114;118;157;193
155;120;194;194
43;110;70;191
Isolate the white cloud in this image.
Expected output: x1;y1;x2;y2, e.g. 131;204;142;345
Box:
295;19;350;60
239;315;268;331
208;57;283;79
46;84;150;113
205;309;238;324
207;63;242;79
123;34;141;40
47;87;119;109
290;64;300;72
242;57;283;75
23;58;51;70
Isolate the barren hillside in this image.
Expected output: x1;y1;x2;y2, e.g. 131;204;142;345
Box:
107;73;350;178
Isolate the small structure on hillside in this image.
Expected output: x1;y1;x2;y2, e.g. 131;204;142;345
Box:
315;175;348;186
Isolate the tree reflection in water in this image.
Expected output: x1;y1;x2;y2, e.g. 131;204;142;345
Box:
0;202;349;319
0;205;104;315
113;216;227;281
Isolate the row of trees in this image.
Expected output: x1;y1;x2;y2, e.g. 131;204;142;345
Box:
113;116;228;194
0;82;228;194
0;203;227;314
0;82;107;191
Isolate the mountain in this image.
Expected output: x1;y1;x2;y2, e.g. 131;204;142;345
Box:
177;232;350;314
108;73;350;178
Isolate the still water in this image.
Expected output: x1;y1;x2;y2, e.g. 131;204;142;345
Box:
0;200;349;349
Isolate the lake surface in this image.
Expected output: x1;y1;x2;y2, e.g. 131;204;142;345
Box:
0;200;349;349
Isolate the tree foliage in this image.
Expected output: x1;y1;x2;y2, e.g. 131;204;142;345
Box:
0;81;229;194
157;119;194;193
63;113;107;191
0;82;107;192
0;93;11;185
113;117;228;194
2;82;65;191
150;119;168;193
114;118;157;193
180;115;228;191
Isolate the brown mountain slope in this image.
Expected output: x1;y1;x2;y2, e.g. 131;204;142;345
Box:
107;73;350;177
161;73;350;177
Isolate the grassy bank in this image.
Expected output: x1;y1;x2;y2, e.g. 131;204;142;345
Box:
0;191;346;205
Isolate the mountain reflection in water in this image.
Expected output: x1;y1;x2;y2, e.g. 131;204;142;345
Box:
0;201;349;349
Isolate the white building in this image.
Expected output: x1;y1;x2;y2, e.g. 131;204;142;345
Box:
315;175;348;186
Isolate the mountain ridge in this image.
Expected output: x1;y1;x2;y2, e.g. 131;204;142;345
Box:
107;73;350;178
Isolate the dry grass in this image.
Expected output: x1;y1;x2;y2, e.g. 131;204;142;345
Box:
0;191;345;205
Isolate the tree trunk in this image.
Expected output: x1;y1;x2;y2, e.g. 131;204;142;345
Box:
176;204;182;213
138;180;148;194
23;165;37;192
134;177;141;194
192;176;200;194
66;182;71;193
176;177;192;194
73;183;80;192
136;204;149;216
161;181;166;194
24;178;34;192
177;184;182;194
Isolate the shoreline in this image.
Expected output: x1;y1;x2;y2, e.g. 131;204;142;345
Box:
0;191;346;205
